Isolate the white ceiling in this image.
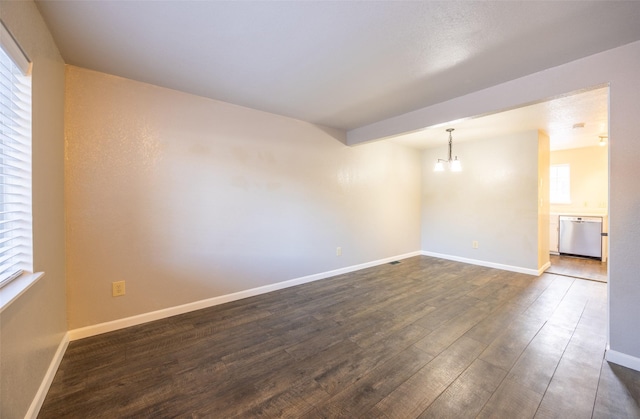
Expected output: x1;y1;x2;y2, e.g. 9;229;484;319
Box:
35;1;640;136
390;86;609;151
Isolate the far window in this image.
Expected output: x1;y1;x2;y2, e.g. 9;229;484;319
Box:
550;164;570;204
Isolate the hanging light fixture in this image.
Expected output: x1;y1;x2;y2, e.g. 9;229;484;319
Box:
598;135;608;147
434;128;462;172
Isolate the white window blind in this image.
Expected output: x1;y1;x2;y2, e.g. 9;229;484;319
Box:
0;21;32;288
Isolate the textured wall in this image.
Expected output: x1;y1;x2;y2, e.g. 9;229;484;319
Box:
0;2;67;418
421;131;540;270
607;47;640;359
64;66;422;329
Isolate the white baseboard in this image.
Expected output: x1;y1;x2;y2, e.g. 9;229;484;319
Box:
605;348;640;372
538;261;551;276
26;332;69;419
68;251;422;341
421;251;542;276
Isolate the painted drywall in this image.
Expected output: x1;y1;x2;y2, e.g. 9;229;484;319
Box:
538;131;550;269
0;2;67;418
64;66;422;329
349;40;640;365
422;131;540;271
550;145;608;215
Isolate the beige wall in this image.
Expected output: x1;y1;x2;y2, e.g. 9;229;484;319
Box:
421;131;541;271
64;66;422;329
538;131;550;270
0;2;66;418
550;145;608;215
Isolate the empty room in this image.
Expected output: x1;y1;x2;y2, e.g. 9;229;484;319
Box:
2;1;640;418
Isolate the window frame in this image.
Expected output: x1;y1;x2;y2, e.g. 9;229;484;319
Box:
0;20;43;312
550;163;571;205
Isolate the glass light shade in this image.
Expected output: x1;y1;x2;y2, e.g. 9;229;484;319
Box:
599;138;607;147
434;161;445;172
450;157;462;172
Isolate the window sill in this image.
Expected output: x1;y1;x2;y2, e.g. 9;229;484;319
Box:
0;271;45;313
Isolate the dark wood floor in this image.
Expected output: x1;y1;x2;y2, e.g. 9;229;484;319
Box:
548;254;608;282
39;256;640;418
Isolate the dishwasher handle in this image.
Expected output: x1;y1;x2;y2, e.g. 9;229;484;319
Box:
559;216;602;223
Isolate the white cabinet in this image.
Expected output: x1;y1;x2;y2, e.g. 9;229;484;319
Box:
550;215;559;253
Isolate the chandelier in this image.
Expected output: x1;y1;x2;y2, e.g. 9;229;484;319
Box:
434;128;462;172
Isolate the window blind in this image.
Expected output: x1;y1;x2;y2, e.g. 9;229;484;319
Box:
0;21;32;288
550;164;570;204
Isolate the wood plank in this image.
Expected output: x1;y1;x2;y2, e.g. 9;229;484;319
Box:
534;357;601;419
463;300;528;345
505;324;573;394
313;323;430;396
413;301;492;357
373;336;486;418
418;358;507;418
548;254;607;283
37;256;637;418
412;295;481;331
477;376;543;419
317;346;434;417
593;362;640;419
478;314;546;371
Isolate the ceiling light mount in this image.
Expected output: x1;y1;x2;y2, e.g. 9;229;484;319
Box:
598;135;608;147
434;128;462;172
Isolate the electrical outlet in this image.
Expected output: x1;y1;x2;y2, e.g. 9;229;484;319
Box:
336;247;342;256
472;241;479;249
112;281;126;297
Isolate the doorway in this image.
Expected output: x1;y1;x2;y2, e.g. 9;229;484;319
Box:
546;86;609;282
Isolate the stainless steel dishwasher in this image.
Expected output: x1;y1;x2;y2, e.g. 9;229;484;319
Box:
558;216;603;259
